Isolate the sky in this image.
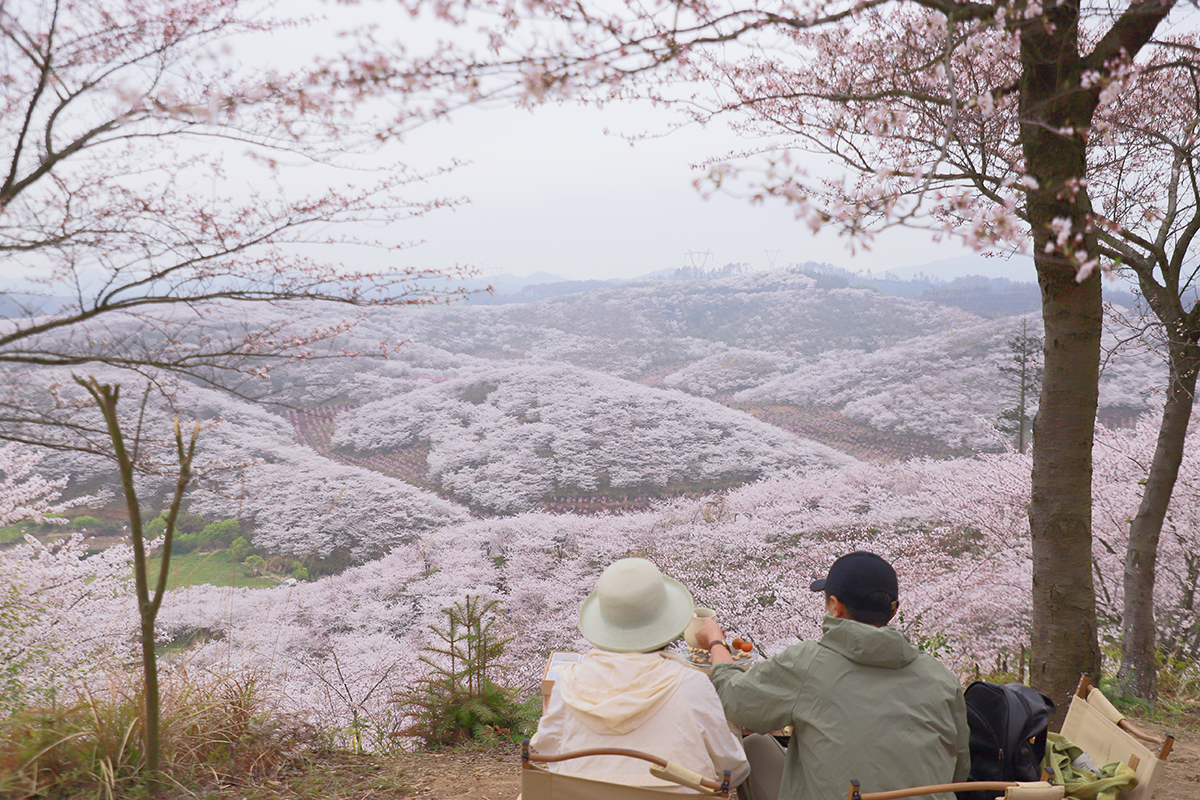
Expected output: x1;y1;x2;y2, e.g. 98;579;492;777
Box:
392;99;1038;284
279;1;1037;286
375;3;1198;288
0;0;1041;294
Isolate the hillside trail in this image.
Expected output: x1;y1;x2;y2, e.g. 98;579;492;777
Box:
389;725;1199;800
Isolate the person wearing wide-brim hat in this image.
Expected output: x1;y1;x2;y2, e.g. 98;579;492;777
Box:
530;557;750;792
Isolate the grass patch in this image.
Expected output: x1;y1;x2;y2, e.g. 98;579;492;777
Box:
0;669;320;800
144;550;278;590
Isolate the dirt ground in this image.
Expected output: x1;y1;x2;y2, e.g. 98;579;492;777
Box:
187;718;1197;800
389;745;524;799
385;722;1200;800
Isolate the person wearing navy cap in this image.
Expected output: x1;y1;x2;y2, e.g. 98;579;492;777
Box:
693;551;970;800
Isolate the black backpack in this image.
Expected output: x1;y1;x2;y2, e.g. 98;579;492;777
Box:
955;681;1055;800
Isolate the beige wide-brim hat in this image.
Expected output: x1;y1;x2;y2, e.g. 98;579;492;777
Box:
578;558;695;653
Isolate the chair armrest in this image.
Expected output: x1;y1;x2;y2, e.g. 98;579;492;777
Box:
848;780;1064;800
650;762;716;795
522;739;730;795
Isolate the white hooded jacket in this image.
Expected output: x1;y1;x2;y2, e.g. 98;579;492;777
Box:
531;651;750;791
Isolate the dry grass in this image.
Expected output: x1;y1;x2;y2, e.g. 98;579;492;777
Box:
0;668;324;800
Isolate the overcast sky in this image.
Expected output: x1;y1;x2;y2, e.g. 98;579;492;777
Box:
394;99;1038;284
4;1;1041;293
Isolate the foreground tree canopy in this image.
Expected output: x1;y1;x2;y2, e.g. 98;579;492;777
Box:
0;1;475;779
348;0;1196;711
0;0;472;453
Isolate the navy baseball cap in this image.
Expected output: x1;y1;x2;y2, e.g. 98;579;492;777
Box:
809;551;899;613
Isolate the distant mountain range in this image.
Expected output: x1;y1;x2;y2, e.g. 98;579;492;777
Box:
0;255;1141;319
457;257;1139;316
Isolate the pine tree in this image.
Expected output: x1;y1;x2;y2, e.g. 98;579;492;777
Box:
997;319;1043;455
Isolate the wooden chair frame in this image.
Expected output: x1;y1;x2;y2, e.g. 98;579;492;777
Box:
521;738;732;798
846;780;1061;800
1070;675;1174;762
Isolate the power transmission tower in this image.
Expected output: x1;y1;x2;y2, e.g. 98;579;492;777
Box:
763;250;781;270
686;250;713;271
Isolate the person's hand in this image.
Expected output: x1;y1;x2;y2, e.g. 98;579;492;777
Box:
692;617;726;650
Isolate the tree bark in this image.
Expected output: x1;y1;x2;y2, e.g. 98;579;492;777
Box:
1118;337;1200;700
1020;0;1104;724
1028;263;1104;724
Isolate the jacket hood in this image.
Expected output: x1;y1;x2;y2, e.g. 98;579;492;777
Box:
558;651;685;735
819;614;918;669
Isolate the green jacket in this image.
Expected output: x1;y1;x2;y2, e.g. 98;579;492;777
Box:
711;615;970;800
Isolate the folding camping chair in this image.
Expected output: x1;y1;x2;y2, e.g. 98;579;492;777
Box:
1058;675;1174;800
848;674;1177;800
520;738;733;799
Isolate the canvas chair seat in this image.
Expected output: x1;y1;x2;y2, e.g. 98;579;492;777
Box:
520;739;732;799
1058;675;1174;800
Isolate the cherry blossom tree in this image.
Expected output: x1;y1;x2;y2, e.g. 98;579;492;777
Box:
1090;40;1200;700
346;0;1190;713
0;1;476;781
0;443;109;713
0;0;473;454
0;441;89;525
1093;412;1200;669
0;533;136;716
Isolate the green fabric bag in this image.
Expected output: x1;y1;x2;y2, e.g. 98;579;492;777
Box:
1043;732;1138;800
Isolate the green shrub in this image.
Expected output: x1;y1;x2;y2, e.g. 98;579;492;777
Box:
291;566;310;582
228;536;250;563
199;518;240;550
170;532;199;555
145;514;168;539
243;555;266;576
0;526;25;545
70;515;120;535
1158;653;1200;702
896;610;955;661
395;596;538;748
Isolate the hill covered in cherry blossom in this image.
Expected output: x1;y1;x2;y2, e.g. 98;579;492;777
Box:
330;363;854;514
267;268;1161;459
20;268;1164;555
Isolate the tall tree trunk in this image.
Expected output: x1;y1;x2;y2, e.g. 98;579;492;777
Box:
1020;0;1104;724
1028;263;1103;723
1118;338;1200;700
